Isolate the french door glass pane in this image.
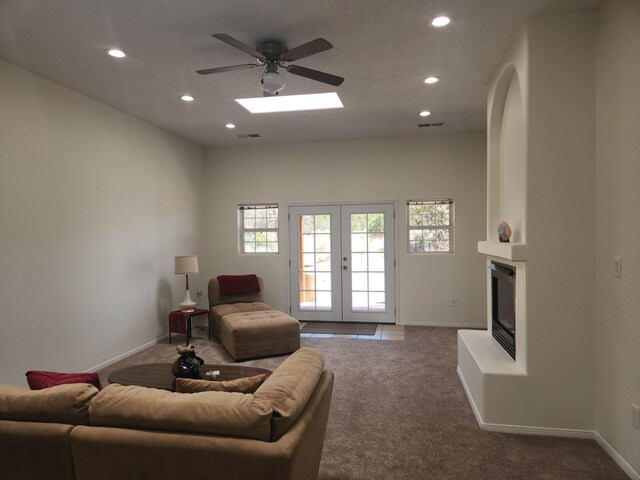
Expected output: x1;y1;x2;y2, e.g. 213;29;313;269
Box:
352;292;368;309
369;292;385;310
369;272;385;291
298;214;332;311
368;253;385;271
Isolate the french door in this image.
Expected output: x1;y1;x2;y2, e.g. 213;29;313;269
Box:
289;204;395;323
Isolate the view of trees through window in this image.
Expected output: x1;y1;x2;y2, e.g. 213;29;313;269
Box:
407;200;453;253
239;204;278;253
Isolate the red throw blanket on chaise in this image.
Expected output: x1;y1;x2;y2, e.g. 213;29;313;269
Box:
217;274;261;295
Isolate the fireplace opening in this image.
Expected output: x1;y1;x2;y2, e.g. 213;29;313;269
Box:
490;262;516;359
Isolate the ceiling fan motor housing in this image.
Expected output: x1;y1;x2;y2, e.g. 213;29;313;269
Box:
256;42;288;62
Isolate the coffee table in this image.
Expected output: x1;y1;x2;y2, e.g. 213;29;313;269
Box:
107;363;272;391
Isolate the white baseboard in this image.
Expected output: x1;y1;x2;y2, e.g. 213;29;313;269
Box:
402;321;485;328
456;366;637;479
84;334;169;373
595;432;640;480
457;365;485;427
480;422;594;438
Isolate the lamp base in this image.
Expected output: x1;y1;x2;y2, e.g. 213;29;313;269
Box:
179;290;196;313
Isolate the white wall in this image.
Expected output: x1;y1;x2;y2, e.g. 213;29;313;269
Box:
523;10;597;428
202;134;486;327
595;0;640;474
0;59;203;386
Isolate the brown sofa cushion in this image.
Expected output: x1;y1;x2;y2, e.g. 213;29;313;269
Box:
212;302;272;320
90;384;272;441
175;374;267;394
254;348;324;440
209;302;273;339
0;383;98;425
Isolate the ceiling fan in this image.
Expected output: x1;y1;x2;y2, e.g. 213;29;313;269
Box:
196;34;344;95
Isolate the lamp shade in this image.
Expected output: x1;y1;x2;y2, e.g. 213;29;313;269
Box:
174;255;199;275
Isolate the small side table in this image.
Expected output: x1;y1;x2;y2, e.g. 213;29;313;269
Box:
168;309;209;345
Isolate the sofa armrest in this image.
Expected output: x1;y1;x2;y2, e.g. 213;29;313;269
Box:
271;370;335;480
0;420;76;480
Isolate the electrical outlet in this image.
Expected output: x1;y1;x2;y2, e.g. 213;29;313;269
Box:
196;288;203;298
614;257;622;278
633;404;639;430
451;298;457;307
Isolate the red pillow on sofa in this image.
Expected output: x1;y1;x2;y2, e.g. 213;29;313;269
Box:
25;370;103;391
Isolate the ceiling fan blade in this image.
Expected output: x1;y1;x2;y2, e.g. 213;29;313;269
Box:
196;64;258;75
286;65;344;86
212;34;264;60
280;38;333;62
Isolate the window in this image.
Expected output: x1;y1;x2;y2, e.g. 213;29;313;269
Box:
238;204;279;254
407;199;454;253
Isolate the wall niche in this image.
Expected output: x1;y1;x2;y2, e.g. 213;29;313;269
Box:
487;64;527;244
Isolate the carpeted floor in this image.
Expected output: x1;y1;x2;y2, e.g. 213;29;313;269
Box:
97;326;627;480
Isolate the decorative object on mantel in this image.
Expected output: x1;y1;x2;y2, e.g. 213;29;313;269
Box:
498;221;512;243
171;345;205;379
175;255;199;312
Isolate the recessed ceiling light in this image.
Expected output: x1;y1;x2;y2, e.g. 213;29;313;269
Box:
180;95;194;102
424;76;440;84
429;16;451;27
107;49;126;58
225;123;236;129
419;110;431;117
235;92;344;114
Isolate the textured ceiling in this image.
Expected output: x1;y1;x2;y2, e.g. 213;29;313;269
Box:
0;0;602;147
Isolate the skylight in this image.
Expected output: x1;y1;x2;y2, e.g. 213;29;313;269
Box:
235;92;344;114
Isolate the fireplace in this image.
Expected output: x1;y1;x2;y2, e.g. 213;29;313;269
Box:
490;262;516;359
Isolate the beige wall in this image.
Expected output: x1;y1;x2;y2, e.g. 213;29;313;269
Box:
202;134;487;327
595;0;640;474
0;59;203;387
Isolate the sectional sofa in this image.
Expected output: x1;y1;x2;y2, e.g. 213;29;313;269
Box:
0;348;334;480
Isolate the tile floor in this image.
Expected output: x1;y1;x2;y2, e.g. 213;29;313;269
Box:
298;323;405;341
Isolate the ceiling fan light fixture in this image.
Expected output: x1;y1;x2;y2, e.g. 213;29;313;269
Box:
180;95;194;102
225;123;236;129
260;71;285;94
429;16;451;27
419;110;432;117
424;76;440;84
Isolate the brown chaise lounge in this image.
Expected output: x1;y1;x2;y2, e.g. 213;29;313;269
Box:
208;275;300;360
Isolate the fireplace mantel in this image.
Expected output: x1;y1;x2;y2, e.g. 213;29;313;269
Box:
478;241;528;261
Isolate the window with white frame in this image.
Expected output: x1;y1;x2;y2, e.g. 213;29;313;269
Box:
238;204;279;254
407;199;454;253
